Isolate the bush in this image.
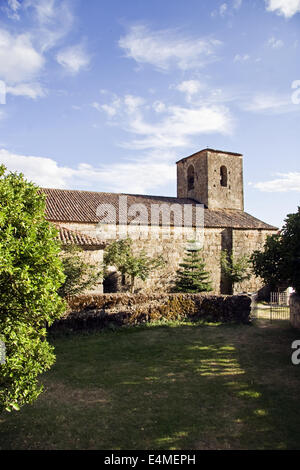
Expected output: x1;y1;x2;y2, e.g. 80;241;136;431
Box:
58;245;102;298
0;166;66;412
104;238;164;293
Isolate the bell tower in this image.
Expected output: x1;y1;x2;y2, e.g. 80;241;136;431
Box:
176;148;244;210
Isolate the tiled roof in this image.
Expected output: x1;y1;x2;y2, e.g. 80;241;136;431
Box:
176;148;243;163
42;188;278;231
55;225;106;247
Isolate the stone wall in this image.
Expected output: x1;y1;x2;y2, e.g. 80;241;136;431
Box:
290;293;300;328
50;292;252;331
232;229;273;293
61;244;104;294
176;150;244;210
57;222;275;295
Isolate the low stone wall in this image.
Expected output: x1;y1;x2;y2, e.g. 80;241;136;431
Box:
290;293;300;328
50;293;252;332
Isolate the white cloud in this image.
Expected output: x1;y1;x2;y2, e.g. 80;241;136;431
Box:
25;0;74;52
265;0;300;18
93;99;121;117
123;104;233;150
6;82;46;99
124;95;145;114
251;172;300;192
119;25;221;71
174;80;205;102
1;0;76;101
0;149;176;194
56;44;90;74
234;54;250;62
98;93;234;151
25;0;57;24
0;29;44;84
233;0;242;9
243;93;294;113
4;0;21;20
220;3;228;16
212;0;241;17
153;101;166;113
267;37;284;49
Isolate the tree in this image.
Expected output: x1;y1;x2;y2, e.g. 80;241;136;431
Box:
173;241;212;293
58;245;102;299
0;166;66;412
251;207;300;295
251;234;285;291
220;250;251;294
103;238;164;293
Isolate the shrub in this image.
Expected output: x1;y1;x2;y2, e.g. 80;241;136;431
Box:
220;250;251;294
0;166;66;412
58;245;102;299
104;238;165;293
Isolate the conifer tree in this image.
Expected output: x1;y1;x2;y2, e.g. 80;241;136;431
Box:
173;241;212;293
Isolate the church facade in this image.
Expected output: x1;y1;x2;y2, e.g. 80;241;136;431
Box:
44;148;278;295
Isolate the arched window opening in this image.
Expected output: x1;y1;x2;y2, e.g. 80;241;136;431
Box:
187;165;195;191
220;166;228;187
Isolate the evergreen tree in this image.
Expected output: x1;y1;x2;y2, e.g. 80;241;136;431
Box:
173;241;212;293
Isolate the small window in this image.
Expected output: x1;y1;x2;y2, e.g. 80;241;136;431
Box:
187;165;195;191
220;166;228;187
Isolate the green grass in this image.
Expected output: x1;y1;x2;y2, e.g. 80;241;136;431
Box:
1;319;300;450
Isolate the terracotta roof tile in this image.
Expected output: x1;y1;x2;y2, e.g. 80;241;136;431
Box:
41;188;278;231
55;225;106;247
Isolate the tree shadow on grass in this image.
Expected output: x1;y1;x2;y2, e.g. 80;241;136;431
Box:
1;321;300;450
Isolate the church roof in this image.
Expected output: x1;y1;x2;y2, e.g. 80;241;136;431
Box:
42;188;278;231
176;148;243;164
55;224;105;247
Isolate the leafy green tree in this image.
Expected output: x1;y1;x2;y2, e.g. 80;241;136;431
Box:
251;207;300;295
220;250;251;294
104;238;164;293
173;241;212;293
0;166;66;412
58;245;102;298
251;234;285;291
280;209;300;295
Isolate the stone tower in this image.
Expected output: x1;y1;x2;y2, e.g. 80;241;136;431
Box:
176;148;244;210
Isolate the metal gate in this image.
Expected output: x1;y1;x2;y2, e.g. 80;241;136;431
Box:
270;292;290;321
252;291;290;321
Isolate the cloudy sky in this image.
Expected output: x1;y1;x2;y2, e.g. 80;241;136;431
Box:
0;0;299;228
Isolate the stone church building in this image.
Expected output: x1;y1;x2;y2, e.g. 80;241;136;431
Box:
42;148;278;294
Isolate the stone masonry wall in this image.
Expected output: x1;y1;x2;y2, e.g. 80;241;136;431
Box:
58;222;276;295
176;150;244;210
232;229;275;293
61;243;104;294
50;292;252;332
290;293;300;329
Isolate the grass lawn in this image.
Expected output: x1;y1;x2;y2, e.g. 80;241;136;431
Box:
1;319;300;450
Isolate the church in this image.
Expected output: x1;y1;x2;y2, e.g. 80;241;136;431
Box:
42;148;278;295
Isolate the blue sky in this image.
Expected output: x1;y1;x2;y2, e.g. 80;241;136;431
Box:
0;0;299;228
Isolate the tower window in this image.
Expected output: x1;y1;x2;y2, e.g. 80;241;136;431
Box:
187;164;195;191
220;166;228;187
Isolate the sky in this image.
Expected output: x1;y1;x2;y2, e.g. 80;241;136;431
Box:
0;0;299;228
